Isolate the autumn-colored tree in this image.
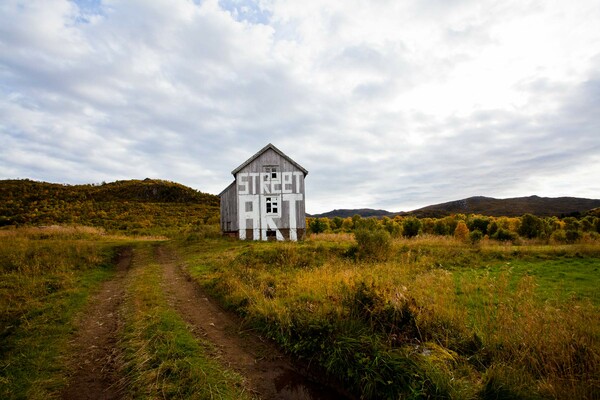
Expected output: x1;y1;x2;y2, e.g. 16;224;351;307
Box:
421;218;435;234
382;217;401;237
454;221;469;242
341;217;354;232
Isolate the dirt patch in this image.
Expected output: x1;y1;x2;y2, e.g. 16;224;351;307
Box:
156;245;349;400
61;247;132;400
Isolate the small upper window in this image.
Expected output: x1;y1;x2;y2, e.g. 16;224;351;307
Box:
264;166;279;181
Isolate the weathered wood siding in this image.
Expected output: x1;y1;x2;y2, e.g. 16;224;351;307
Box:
219;181;238;233
220;144;307;241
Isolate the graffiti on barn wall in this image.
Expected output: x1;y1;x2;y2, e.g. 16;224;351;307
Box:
237;171;304;241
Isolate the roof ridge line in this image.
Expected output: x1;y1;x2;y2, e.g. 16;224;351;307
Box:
231;143;308;176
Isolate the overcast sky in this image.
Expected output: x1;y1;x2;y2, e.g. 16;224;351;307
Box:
1;0;599;213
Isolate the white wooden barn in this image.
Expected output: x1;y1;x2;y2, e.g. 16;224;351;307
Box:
220;143;308;241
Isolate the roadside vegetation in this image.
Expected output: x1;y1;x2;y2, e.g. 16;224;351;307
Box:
179;226;600;399
0;226;127;398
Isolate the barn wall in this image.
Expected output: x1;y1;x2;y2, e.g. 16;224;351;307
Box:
219;181;238;233
235;148;306;240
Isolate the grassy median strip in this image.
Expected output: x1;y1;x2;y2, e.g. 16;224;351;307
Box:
119;244;250;400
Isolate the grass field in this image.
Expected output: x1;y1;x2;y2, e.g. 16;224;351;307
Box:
0;227;247;399
178;233;600;400
1;225;598;399
0;226;126;398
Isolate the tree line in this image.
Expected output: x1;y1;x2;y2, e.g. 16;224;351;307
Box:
307;211;600;243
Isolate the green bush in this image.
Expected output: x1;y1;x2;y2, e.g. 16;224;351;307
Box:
565;230;582;243
402;217;422;238
309;217;329;234
354;229;392;261
468;217;490;235
492;228;517;242
469;229;484;244
518;214;543;238
550;229;567;243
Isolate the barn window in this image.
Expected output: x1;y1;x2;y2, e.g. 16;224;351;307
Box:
245;201;253;212
265;196;279;215
266;229;276;238
264;166;279;181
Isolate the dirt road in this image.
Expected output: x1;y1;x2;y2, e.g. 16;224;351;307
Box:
62;244;345;400
62;247;131;400
157;245;344;400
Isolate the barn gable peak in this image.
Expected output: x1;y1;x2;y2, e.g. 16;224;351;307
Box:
231;143;308;176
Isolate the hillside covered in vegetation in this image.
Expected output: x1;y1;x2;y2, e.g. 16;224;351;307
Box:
312;195;600;219
0;179;219;233
411;195;600;217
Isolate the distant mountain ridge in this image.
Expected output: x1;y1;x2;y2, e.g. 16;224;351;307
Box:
308;208;394;219
311;195;600;218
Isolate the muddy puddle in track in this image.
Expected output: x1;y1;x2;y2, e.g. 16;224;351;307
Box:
273;368;349;399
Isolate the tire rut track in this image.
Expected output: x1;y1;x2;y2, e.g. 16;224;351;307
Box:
61;247;132;400
156;244;345;400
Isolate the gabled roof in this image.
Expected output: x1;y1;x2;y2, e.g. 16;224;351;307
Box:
231;143;308;176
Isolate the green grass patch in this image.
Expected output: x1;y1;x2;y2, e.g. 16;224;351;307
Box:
455;256;600;305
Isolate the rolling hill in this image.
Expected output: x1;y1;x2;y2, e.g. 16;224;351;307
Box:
410;195;600;217
311;195;600;218
308;208;394;219
0;179;219;231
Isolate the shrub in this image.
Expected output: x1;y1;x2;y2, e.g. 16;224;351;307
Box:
354;217;380;231
382;217;402;237
331;216;343;231
550;229;567;243
518;214;543;239
309;218;329;234
433;219;449;235
492;228;517;242
468;217;490;235
402;217;422;238
469;229;484;244
565;230;582;243
354;229;392;261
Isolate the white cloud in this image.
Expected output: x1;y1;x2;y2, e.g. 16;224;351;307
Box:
1;0;599;213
